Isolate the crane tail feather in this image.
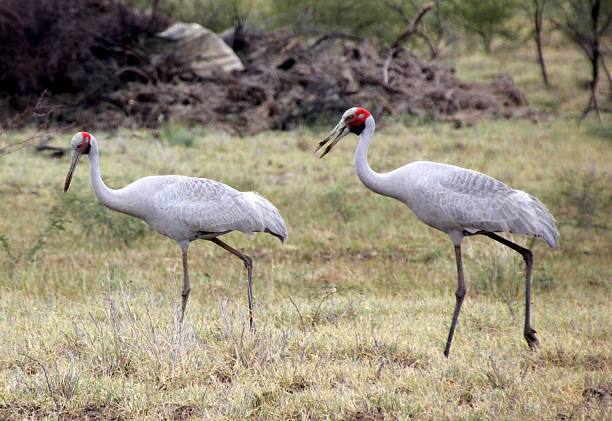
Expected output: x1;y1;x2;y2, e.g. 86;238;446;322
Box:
243;192;288;242
463;191;558;248
513;192;558;248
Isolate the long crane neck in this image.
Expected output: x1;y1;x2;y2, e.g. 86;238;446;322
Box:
354;117;394;197
87;140;134;215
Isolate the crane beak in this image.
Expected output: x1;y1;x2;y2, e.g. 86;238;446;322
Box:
64;151;82;192
315;122;349;158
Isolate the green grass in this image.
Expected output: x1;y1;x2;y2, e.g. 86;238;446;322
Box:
451;44;611;117
0;50;611;419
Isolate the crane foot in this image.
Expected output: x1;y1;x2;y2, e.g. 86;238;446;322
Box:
524;326;539;349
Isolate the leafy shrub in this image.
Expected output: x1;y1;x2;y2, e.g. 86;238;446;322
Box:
159;123;195;147
555;169;612;228
449;0;519;53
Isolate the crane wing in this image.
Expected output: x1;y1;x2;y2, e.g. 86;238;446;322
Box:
149;176;287;242
154;177;261;235
420;165;557;247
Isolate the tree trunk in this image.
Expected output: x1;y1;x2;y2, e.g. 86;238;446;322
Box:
481;31;492;55
533;1;550;87
582;0;603;122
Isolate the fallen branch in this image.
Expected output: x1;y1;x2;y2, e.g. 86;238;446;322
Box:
0;135;42;157
383;2;434;85
310;31;363;50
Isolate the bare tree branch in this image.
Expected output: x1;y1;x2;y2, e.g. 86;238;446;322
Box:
600;54;612;91
391;3;435;50
415;30;438;59
382;3;434;85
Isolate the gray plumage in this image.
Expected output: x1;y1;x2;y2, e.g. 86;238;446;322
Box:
382;161;558;248
137;175;287;244
317;107;558;356
64;132;286;327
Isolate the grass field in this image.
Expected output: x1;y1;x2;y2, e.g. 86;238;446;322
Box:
1;48;611;419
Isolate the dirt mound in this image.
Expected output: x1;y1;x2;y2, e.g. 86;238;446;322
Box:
91;28;530;133
1;8;531;133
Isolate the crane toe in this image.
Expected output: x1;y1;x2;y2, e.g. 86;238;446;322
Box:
524;326;539;349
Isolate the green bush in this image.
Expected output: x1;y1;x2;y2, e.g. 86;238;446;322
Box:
126;0;250;33
450;0;519;54
159;123;195;148
556;169;612;229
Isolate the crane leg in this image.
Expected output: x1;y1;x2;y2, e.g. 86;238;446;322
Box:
210;238;255;331
483;232;538;349
444;244;467;357
179;248;191;323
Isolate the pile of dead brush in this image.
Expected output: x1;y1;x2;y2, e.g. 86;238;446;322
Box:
0;1;531;133
100;28;531;132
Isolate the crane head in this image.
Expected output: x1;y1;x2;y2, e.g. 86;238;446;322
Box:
315;107;371;158
64;132;92;192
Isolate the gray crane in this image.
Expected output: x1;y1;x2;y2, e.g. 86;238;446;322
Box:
64;132;287;327
316;107;558;356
